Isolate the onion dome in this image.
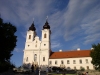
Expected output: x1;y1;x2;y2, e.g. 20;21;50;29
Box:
29;22;36;31
43;20;50;29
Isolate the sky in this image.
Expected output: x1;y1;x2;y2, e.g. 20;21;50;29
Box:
0;0;100;67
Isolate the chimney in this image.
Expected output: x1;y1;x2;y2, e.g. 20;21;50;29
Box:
77;48;80;51
59;50;62;52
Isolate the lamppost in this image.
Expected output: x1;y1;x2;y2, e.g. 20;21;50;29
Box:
39;42;41;75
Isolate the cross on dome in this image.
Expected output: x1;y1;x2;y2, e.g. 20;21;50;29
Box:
43;16;50;29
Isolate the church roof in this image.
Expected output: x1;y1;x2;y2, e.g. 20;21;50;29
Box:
29;22;36;31
43;21;50;29
49;50;91;59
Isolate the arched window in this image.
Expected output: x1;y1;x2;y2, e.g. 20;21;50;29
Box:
44;33;46;38
26;57;28;62
34;54;37;61
73;60;76;64
43;57;45;61
67;60;69;64
29;35;31;39
61;60;64;64
49;61;52;65
55;61;57;64
86;59;88;64
35;44;37;47
74;67;76;70
79;59;82;64
87;66;89;70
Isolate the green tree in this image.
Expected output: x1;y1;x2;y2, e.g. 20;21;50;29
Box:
90;43;100;70
0;17;17;72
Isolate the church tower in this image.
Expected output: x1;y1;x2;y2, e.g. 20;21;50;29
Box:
41;20;51;50
25;22;36;50
40;20;51;66
23;22;37;65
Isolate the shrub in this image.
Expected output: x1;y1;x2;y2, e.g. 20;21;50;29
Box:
80;67;85;71
0;61;16;73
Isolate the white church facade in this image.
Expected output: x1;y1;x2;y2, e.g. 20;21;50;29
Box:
23;20;94;70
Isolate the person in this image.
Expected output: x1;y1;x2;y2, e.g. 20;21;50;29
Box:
46;67;48;75
49;67;52;72
56;70;59;74
31;65;34;72
36;67;39;75
85;72;88;75
34;65;37;74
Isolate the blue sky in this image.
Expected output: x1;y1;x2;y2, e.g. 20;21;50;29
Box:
0;0;100;67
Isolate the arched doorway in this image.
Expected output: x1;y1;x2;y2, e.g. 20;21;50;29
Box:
32;54;38;67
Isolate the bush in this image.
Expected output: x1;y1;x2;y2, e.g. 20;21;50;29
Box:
52;66;63;72
0;61;16;73
80;67;85;71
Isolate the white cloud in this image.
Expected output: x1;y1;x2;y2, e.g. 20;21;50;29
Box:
51;41;62;49
20;31;27;38
61;0;100;44
72;44;80;50
14;48;22;52
0;0;100;49
80;4;100;44
84;33;100;45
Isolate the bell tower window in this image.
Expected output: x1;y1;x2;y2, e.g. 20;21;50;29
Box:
29;35;31;39
44;33;46;38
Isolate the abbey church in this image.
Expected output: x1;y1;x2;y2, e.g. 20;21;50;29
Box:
23;20;94;70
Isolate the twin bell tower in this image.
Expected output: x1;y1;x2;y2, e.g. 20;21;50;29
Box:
23;19;51;67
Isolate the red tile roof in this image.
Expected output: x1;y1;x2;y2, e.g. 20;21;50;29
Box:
50;50;91;59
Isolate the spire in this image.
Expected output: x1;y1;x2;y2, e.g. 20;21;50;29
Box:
29;19;36;31
43;16;50;29
46;16;48;22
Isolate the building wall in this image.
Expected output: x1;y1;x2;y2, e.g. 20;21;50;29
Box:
49;57;94;70
23;50;49;68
